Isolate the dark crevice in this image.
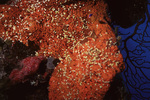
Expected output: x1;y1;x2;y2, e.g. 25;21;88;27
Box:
0;0;10;4
106;0;147;28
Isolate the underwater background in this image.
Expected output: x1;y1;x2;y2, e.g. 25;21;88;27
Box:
0;0;150;100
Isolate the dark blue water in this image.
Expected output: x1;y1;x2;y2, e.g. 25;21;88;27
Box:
113;0;150;100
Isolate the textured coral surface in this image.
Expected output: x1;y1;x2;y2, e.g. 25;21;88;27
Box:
0;0;110;58
0;0;124;99
49;24;124;100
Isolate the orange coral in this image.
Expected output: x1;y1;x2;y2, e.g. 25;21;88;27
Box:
0;0;109;58
48;23;124;100
0;0;124;99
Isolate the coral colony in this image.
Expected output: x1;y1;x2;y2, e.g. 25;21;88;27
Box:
0;0;124;99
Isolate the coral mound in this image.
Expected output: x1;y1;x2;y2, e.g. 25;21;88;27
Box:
49;26;124;99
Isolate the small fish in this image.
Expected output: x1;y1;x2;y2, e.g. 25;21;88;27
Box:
89;14;93;18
